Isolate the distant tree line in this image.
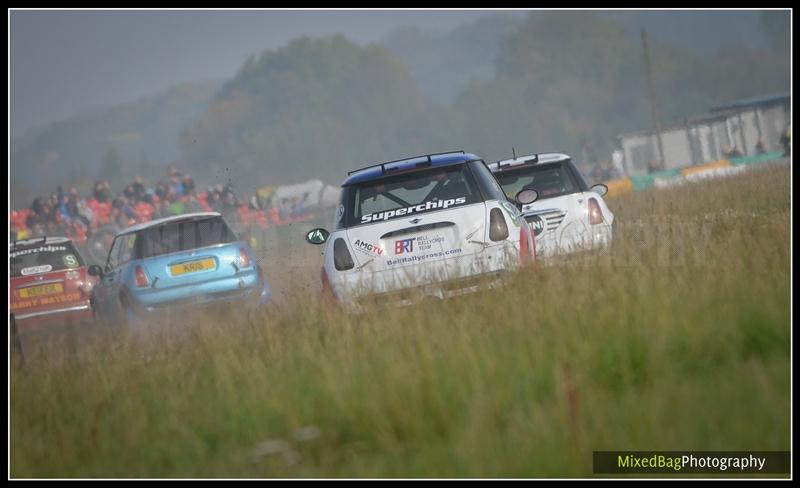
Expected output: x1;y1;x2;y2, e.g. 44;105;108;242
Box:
181;12;789;186
11;11;790;208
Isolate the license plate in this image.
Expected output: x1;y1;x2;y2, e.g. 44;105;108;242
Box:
20;283;64;298
170;258;216;276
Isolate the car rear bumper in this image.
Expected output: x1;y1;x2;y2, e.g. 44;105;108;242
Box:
12;302;93;332
536;222;613;258
130;274;272;314
331;245;521;310
345;270;507;312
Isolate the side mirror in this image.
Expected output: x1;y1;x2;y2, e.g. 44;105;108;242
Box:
515;189;539;208
305;228;330;245
591;183;609;197
87;265;103;277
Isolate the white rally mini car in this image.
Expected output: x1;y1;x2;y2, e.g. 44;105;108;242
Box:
305;151;535;309
488;153;614;258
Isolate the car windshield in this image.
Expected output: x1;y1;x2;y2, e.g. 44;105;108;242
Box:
495;162;580;201
136;216;238;259
10;242;84;277
345;164;482;227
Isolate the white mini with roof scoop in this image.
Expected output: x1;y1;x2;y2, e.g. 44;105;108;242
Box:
488;152;614;258
305;151;536;309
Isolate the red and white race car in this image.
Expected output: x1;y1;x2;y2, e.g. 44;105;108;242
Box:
10;236;98;332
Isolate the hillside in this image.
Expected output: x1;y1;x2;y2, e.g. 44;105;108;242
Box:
180;35;429;187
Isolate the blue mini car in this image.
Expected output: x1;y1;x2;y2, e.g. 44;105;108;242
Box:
89;212;271;325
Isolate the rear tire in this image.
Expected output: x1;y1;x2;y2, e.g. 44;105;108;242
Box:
10;314;25;366
125;305;136;328
118;293;136;329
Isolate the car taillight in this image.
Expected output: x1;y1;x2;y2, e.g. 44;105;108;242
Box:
239;248;251;268
588;198;604;225
489;208;509;241
78;282;93;298
134;266;150;288
333;238;354;271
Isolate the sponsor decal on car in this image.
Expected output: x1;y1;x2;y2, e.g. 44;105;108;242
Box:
417;234;445;251
527;215;545;236
500;201;524;225
395;238;415;255
10;245;68;258
360;197;467;224
353;239;385;256
20;265;53;276
386;248;463;266
394;234;446;255
12;292;81;311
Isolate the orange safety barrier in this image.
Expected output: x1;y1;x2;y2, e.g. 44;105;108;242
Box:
681;159;730;177
603;177;633;197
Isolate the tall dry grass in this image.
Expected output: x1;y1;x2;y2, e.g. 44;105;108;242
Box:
10;163;790;477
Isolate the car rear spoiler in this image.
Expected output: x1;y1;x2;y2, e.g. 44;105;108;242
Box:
347;150;466;176
10;235;50;249
494;153;539;170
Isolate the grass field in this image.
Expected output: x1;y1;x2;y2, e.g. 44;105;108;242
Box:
10;163;791;478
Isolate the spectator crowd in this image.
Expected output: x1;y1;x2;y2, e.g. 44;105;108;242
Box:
10;167;315;244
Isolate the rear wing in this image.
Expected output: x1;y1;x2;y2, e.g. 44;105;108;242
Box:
347;150;466;176
10;235;61;251
493;154;539;170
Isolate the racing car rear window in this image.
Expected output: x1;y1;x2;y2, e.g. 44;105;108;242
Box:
10;242;84;277
494;162;582;201
342;164;482;227
135;217;237;259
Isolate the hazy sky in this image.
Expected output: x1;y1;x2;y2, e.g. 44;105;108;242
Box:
10;9;521;138
10;9;779;139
